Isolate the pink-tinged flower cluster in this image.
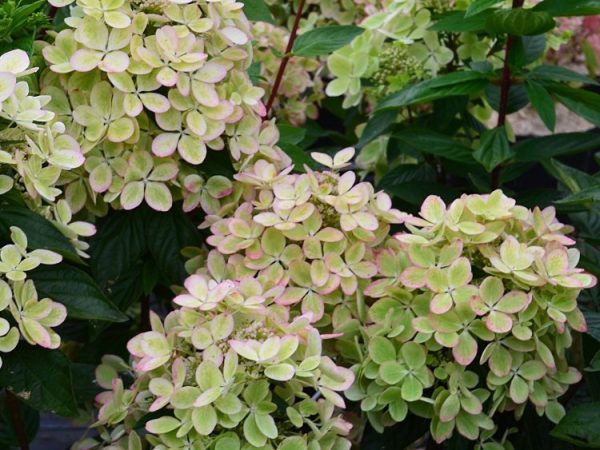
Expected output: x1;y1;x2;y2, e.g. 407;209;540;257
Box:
88;272;354;449
338;190;595;443
40;0;291;213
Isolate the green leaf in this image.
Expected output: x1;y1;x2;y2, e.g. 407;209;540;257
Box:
0;205;80;263
392;129;475;164
534;0;600;17
145;208;202;285
514;133;600;162
551;402;600;447
556;186;600;206
383;181;461;205
584;312;600;343
0;394;39;447
292;26;365;57
528;65;598;86
278;124;306;146
241;0;274;24
473;127;512;172
248;61;261;85
509;35;547;67
356;109;397;149
542;158;596;194
28;264;127;322
377;72;488;110
429;10;493;32
378;164;437;192
90;209;146;289
485;84;530;114
525;80;556;131
0;346;78;417
549;85;600;127
485;9;556;36
465;0;502;17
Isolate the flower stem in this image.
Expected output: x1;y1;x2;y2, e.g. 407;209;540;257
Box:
491;0;525;189
6;391;29;450
263;0;307;119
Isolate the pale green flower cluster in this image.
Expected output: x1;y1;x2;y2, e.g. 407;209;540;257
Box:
39;0;290;213
325;0;495;108
334;190;595;444
84;274;354;450
0;227;66;366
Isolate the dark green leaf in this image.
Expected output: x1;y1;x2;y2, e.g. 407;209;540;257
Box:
529;65;598;86
587;351;600;373
465;0;502;17
514;133;600;162
292;26;364;57
392;129;475;164
551;402;600;447
509;35;547;67
378;164;437;193
384;181;461;205
542;158;597;193
549;85;600;127
377;72;488;110
0;394;39;447
555;186;600;206
534;0;600;17
525;79;556;131
473;127;512;172
356;110;397;149
29;264;127;322
145;208;202;285
90;210;146;289
278;124;306;146
485;9;556;36
247;61;261;85
241;0;274;23
71;363;102;404
0;205;80;263
429;10;492;32
585;311;600;343
485;84;530;114
0;347;77;417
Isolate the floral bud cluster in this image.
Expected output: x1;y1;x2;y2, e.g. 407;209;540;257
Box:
87;272;354;450
39;0;291;213
0;226;66;366
369;41;425;98
252;21;323;126
336;190;596;444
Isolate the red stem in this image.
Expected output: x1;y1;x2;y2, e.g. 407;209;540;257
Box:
491;0;525;189
6;391;29;450
263;0;307;120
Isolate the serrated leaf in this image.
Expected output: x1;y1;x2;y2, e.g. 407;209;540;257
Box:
0;205;80;263
377;72;488;110
292;26;364;57
241;0;274;24
0;346;78;417
534;0;600;17
28;264;127;322
465;0;502;17
525;79;556;131
551;402;600;447
486;9;556;36
473;127;513;172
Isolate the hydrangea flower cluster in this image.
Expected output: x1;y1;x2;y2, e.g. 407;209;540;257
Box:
0;49;85;205
336;190;596;443
0;226;66;366
86;275;354;449
85;145;596;448
39;0;290;213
